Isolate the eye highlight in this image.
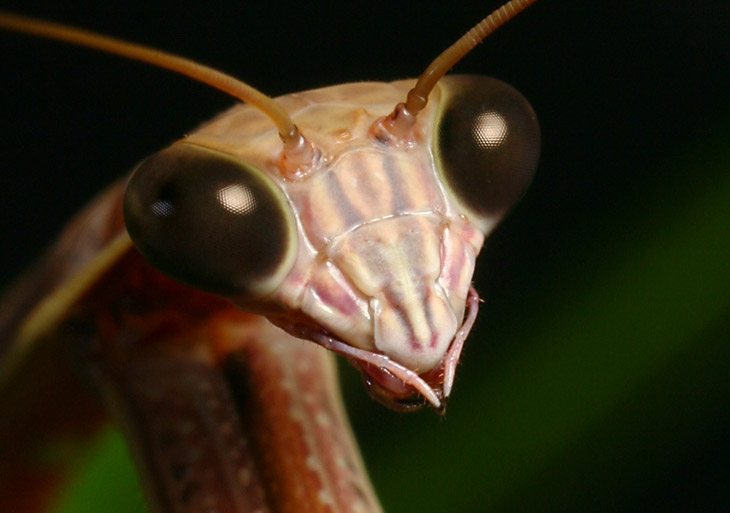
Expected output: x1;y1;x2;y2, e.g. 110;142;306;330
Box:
472;110;509;149
216;184;257;215
434;75;540;232
123;143;297;298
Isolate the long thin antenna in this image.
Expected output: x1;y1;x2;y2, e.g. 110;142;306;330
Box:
0;11;302;148
406;0;538;116
372;0;538;143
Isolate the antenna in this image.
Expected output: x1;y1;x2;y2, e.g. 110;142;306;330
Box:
375;0;538;142
0;11;316;168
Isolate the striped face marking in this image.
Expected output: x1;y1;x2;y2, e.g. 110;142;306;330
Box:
145;77;539;409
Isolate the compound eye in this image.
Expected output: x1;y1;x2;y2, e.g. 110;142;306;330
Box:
124;143;297;298
434;75;540;233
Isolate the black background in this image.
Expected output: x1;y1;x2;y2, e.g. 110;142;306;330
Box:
1;1;728;512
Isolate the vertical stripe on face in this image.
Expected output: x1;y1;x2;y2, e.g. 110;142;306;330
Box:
289;148;445;249
332;215;458;372
438;225;478;320
382;153;409;214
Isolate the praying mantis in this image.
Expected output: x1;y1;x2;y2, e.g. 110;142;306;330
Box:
0;1;540;512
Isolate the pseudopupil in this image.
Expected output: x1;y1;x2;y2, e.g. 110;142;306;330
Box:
472;111;508;149
216;184;256;215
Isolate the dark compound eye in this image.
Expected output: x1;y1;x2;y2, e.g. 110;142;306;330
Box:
124;142;297;298
434;75;540;232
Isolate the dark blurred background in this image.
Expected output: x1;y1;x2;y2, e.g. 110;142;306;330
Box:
1;1;728;512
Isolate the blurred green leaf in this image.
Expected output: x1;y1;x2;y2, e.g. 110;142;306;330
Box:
50;427;145;513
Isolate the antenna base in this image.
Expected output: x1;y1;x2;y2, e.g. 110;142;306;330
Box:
370;103;419;148
279;130;324;180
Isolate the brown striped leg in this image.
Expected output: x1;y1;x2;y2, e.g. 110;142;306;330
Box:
88;315;382;513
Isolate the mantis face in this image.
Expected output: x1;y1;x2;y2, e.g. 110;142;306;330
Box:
125;76;539;409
